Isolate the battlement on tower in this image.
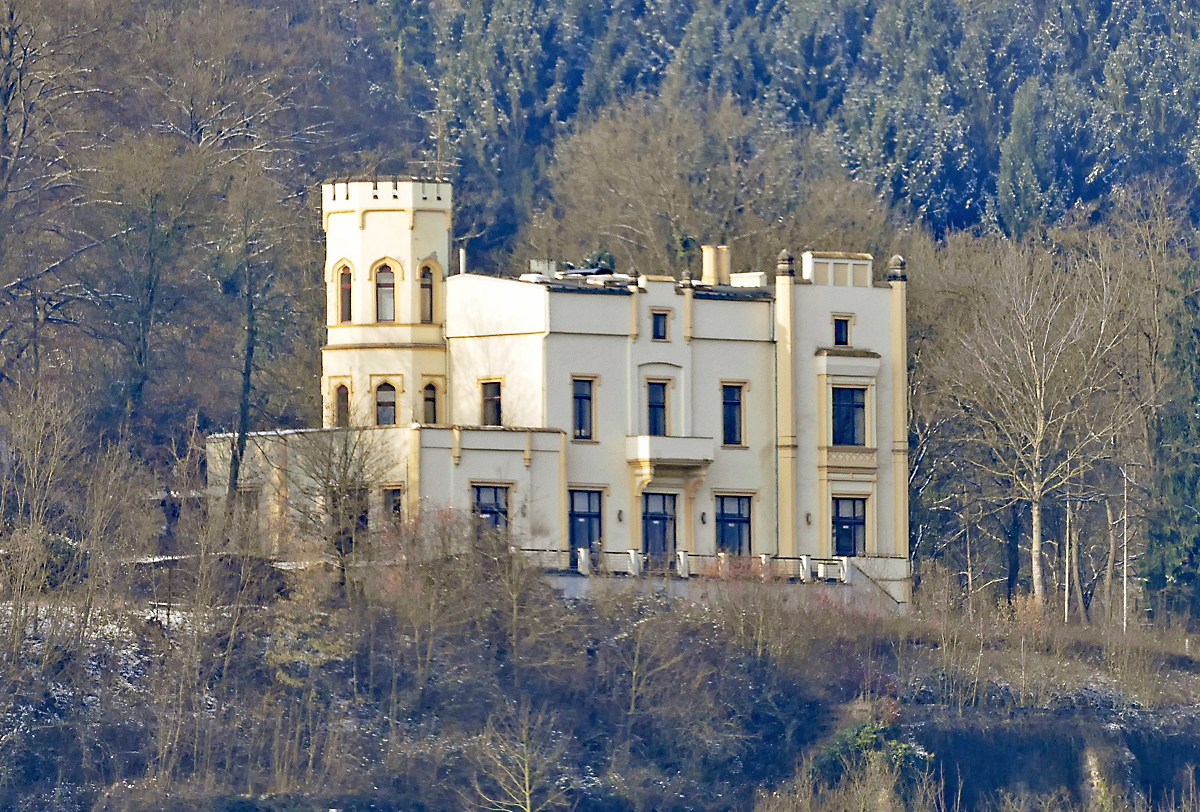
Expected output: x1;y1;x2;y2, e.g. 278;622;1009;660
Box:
322;179;452;231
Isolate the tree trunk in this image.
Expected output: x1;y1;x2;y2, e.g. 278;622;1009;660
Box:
1071;511;1088;623
226;257;257;505
1031;498;1045;606
1104;497;1117;624
1006;502;1022;604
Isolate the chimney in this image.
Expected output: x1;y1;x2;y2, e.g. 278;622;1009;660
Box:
716;245;731;285
701;245;718;285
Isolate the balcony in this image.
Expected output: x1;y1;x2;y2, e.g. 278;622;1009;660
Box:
625;435;715;466
817;446;877;471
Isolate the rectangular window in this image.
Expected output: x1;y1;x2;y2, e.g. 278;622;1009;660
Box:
648;382;667;436
652;311;668;340
833;497;866;556
376;268;395;322
715;495;751;555
722;385;743;445
473;485;508;529
569;490;602;564
834;317;850;346
383;488;403;525
573;379;593;440
831;387;866;446
481;381;502;426
642;492;676;569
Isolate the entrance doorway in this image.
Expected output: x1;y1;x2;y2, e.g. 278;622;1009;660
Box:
642;493;676;570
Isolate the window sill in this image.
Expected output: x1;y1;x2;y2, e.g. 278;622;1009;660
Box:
720;444;749;450
571;438;599;445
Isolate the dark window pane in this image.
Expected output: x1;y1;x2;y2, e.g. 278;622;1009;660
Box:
652;312;668;340
642;493;676;569
832;387;865;446
716;495;751;555
376;383;396;425
473;486;508;529
482;382;502;425
723;385;742;445
423;384;437;424
339;270;352;322
648;382;667;436
384;488;403;524
834;318;849;346
832;497;866;556
569;489;602;568
335;385;350;428
421;268;434;323
573;379;592;440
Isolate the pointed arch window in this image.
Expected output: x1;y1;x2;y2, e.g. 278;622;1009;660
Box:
376;382;396;425
335;385;350;427
420;266;434;324
376;265;395;322
423;383;438;424
339;268;352;323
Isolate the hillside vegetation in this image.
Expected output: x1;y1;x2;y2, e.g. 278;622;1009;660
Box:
0;498;1195;812
4;0;1200;807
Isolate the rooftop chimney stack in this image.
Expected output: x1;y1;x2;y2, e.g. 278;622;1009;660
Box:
716;244;731;285
701;245;718;285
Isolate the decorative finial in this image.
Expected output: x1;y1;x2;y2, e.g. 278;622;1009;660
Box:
776;249;794;276
887;254;907;281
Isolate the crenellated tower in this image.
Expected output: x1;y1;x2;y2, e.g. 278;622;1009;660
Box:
320;179;452;428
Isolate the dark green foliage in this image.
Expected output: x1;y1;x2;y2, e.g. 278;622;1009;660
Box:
1146;262;1200;613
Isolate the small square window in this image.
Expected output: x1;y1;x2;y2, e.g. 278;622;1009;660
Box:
834;317;850;346
652;311;668;340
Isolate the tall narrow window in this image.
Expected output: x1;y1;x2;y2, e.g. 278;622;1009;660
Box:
569;490;602;568
423;383;438;424
716;495;752;555
481;381;502;426
383;487;403;525
420;267;434;323
573;379;593;440
376;266;395;322
642;492;676;570
722;385;743;445
831;387;866;446
339;269;352;323
473;485;508;529
833;497;866;556
648;382;667;436
335;385;350;427
376;382;396;425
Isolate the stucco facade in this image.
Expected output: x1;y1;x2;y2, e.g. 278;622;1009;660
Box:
208;179;912;607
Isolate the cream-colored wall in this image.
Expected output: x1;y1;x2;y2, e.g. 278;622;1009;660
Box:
321;181;452;428
791;282;899;560
416;426;564;556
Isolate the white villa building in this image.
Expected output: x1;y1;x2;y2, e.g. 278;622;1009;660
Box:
207;178;912;607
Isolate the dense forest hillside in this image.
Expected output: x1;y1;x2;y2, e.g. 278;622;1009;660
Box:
4;0;1200;807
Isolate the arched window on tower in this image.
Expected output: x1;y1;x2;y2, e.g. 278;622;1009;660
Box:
335;385;350;427
339;268;352;323
376;382;396;425
376;265;394;322
423;383;438;424
420;266;434;324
